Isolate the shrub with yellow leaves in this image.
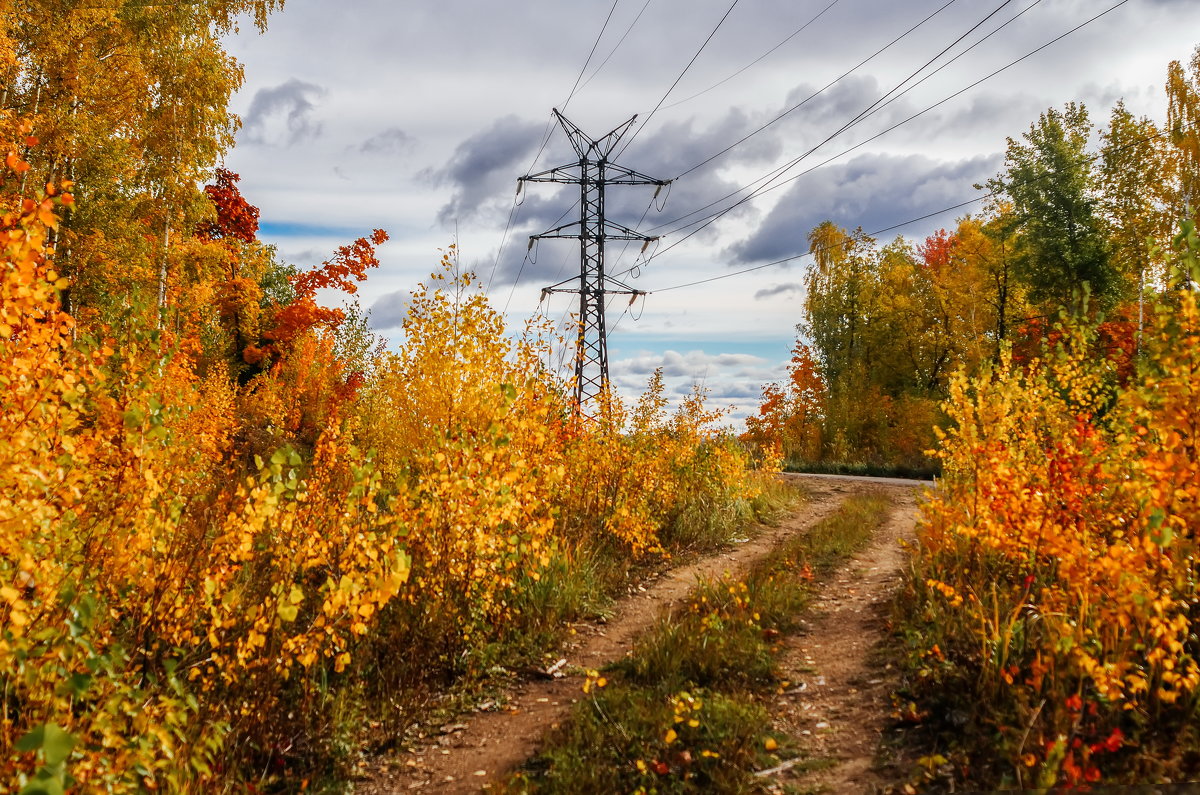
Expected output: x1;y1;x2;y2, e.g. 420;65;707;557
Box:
2;148;768;789
900;226;1200;787
1;149;409;789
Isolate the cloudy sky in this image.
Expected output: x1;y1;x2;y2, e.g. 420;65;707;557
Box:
221;0;1198;425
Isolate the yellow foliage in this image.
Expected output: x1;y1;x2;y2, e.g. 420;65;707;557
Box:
908;265;1200;785
2;189;762;789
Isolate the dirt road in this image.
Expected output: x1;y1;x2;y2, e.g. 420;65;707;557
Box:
766;480;923;792
358;474;927;793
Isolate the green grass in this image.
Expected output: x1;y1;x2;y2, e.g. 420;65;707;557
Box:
352;475;806;771
495;492;894;794
661;473;801;556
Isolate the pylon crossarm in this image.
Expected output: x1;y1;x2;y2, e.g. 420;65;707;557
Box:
530;222;582;240
551;109;591;158
602;277;644;294
520;165;583;183
551;109;638;159
598;163;670;185
593;118;638;158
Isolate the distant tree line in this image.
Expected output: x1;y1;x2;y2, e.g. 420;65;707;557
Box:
745;45;1200;473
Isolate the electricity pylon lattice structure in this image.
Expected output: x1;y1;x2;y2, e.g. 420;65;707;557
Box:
521;109;669;413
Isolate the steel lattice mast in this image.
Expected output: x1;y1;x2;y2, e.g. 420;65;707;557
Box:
520;109;669;412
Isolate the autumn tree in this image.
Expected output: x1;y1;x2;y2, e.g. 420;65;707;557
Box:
1098;101;1175;339
935;208;1027;362
873;237;962;395
183;167;293;372
801;221;879;387
989;103;1117;311
1166;45;1200;218
0;0;284;327
790;223;951;469
743;342;825;465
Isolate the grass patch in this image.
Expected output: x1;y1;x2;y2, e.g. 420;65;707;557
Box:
661;471;802;556
496;492;893;793
360;474;805;762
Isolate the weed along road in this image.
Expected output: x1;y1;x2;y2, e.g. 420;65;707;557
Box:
359;473;929;793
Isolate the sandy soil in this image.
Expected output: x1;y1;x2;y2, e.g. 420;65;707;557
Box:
355;475;927;794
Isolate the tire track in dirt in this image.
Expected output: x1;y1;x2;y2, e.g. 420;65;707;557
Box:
357;475;925;793
764;482;924;793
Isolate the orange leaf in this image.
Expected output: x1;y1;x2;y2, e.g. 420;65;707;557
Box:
6;151;30;173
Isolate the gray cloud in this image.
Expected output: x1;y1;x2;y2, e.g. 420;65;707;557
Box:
611;349;767;379
754;282;802;300
926;91;1046;140
282;248;323;267
670;380;763;399
728;151;1002;264
358;127;415;156
608;347;779;419
429;115;544;226
780;75;886;132
368;289;411;331
241;78;326;147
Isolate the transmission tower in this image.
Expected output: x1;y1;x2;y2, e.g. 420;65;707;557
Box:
520;109;669;412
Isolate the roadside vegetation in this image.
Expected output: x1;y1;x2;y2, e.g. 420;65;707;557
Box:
891;222;1200;790
1;161;788;790
744;45;1200;790
498;493;892;794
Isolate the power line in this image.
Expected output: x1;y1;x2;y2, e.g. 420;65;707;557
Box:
607;0;965;285
640;0;1034;246
607;0;1013;299
560;0;624;114
815;0;1020;150
576;0;656;94
660;0;845;112
850;0;1043;130
643;0;1123;266
613;0;742;160
606;0;930;284
651;117;1166;295
649;0;1018;257
628;0;966;256
672;0;962;183
487;0;623;294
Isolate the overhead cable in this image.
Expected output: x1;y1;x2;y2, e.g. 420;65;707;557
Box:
651;119;1164;295
639;0;1039;246
487;0;623;294
645;0;1125;264
672;0;962;182
576;0;656;94
613;0;742;160
660;0;845;112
